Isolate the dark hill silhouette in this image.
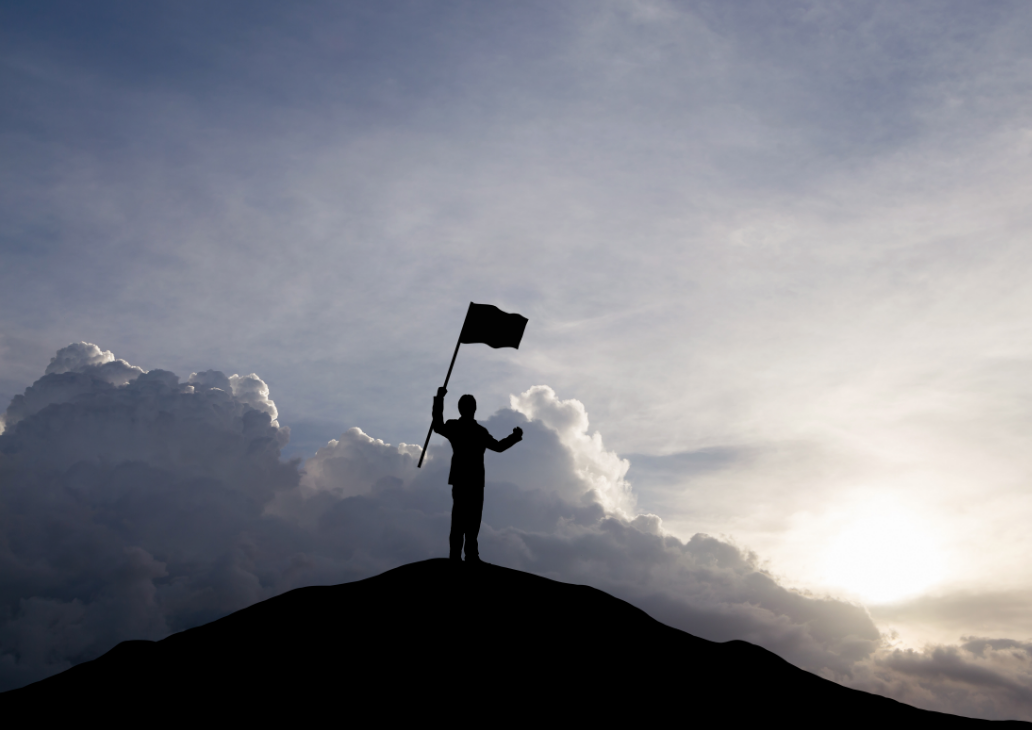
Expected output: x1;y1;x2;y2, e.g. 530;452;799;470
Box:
1;560;1025;725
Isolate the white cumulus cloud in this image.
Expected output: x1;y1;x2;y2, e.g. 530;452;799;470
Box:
510;385;637;517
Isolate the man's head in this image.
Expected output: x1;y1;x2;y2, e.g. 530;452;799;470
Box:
458;394;476;419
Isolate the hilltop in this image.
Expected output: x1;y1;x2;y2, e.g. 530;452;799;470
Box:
0;559;1023;725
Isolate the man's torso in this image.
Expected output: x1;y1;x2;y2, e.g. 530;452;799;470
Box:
440;418;492;486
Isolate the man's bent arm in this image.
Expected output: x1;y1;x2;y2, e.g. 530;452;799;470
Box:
487;427;523;453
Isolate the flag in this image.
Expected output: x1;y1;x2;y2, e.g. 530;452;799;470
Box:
459;303;528;349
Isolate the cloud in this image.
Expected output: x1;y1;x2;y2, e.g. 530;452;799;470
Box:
871;590;1032;647
510;385;636;516
0;344;300;688
849;640;1032;721
189;369;281;426
1;344;1031;720
0;342;146;435
297;427;423;499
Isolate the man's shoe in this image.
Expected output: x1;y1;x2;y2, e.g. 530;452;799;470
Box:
465;556;482;566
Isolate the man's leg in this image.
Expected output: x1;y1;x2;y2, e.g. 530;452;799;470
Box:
463;487;486;562
449;486;464;560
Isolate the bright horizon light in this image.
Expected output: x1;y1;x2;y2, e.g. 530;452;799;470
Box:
819;509;947;605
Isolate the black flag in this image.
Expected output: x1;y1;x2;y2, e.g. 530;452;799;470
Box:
458;303;528;349
417;302;529;467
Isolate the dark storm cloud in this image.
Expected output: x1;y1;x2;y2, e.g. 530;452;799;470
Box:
3;344;1031;720
0;344;302;688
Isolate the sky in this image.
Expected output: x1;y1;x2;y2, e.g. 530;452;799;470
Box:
2;0;1032;719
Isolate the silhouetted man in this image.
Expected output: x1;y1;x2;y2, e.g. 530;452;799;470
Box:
432;387;522;563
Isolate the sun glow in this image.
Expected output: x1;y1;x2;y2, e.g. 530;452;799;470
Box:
820;509;947;605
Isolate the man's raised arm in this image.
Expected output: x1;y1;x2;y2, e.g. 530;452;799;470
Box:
432;387;448;435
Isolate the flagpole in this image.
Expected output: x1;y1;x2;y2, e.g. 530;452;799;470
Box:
417;332;463;468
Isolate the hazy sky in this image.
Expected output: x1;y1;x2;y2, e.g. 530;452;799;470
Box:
3;0;1032;718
